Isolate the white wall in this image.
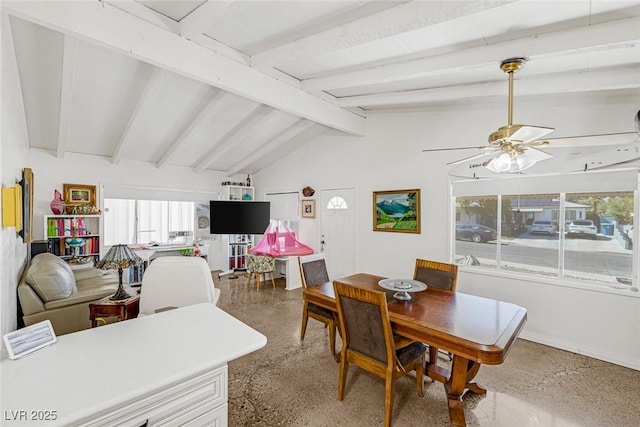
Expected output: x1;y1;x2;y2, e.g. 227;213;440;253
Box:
28;149;235;271
254;94;640;370
1;12;30;352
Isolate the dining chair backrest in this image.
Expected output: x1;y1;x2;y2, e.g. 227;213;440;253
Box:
334;283;393;366
413;258;458;292
298;253;330;289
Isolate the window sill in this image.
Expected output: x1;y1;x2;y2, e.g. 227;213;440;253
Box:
458;265;640;298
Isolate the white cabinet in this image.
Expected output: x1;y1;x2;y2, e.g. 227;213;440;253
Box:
222;185;254;201
0;304;267;427
222;185;256;271
44;214;101;263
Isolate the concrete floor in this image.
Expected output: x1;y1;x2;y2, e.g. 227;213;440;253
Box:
216;275;640;427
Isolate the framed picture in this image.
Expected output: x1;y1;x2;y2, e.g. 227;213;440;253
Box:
19;168;34;243
63;183;96;207
373;189;421;233
301;199;316;218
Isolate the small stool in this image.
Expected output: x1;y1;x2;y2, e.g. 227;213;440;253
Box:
246;255;276;291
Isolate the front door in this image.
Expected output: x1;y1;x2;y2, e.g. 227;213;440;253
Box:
320;188;355;279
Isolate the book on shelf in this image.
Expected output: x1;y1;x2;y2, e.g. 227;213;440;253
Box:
46;236;100;257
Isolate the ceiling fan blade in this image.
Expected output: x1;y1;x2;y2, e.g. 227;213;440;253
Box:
509;125;555;144
447;149;499;166
422;146;487;152
522;146;554;162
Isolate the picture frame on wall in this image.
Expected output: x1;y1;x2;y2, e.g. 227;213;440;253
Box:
373;189;421;233
63;183;96;210
19;168;34;243
301;199;316;218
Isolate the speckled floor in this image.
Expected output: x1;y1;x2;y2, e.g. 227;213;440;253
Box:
216;274;640;427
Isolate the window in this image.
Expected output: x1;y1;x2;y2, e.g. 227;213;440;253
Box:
327;196;348;210
452;169;637;290
103;199;195;246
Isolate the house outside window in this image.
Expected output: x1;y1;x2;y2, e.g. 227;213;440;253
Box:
452;169;637;290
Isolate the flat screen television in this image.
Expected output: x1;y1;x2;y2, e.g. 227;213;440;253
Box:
209;200;270;235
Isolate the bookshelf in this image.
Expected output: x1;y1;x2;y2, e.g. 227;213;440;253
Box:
222;185;255;271
44;214;101;264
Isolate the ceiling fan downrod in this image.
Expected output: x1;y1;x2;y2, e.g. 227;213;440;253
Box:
501;57;526;126
488;57;527;144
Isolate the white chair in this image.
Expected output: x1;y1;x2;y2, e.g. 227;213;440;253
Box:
138;256;220;317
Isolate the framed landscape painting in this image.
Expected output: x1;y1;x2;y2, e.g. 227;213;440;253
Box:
373;189;420;233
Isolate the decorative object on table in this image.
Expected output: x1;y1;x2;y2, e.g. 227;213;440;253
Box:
250;220;313;257
50;189;65;214
302;186;315;197
246;174;251;187
378;278;427;301
301;199;315;218
3;320;57;360
373;189;421;234
95;244;142;301
192;241;201;257
63;183;97;214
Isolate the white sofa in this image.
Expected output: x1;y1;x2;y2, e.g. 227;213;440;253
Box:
18;253;121;335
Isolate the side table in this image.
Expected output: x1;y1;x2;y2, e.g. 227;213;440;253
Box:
89;295;140;327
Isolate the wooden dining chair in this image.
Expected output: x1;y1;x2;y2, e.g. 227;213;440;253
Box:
298;253;339;361
413;258;458;362
333;282;426;427
413;258;458;292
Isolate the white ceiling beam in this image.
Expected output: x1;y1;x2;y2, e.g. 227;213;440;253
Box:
246;0;409;56
56;35;78;159
157;90;234;169
195;106;280;173
302;16;640;93
101;0;179;34
112;68;167;164
338;67;640;109
251;0;519;70
187;34;250;66
246;124;329;175
3;1;365;135
179;0;244;39
226;119;317;176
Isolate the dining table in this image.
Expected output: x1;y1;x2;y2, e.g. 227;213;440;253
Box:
302;273;528;427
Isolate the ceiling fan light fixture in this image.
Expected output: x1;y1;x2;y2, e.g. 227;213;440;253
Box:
485;151;536;174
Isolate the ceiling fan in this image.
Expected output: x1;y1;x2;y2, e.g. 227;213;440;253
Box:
423;57;555;173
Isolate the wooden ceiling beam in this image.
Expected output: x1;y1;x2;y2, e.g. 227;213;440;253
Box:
338;67;640;109
302;16;640;94
194;105;273;173
250;0;517;70
56;36;78;159
225;119;318;176
112;68;167;164
157;90;234;169
3;0;365;135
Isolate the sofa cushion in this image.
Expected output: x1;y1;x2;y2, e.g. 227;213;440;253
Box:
72;268;105;281
26;254;77;302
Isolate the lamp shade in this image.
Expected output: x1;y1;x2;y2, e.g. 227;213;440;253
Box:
96;244;142;301
96;244;142;270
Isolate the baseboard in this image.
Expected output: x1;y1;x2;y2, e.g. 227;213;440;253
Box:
519;331;640;371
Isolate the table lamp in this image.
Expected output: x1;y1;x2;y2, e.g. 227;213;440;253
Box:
95;244;142;301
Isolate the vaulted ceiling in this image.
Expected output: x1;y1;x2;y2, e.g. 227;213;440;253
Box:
3;0;639;175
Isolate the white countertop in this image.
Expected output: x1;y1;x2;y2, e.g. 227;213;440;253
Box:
0;304;266;425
